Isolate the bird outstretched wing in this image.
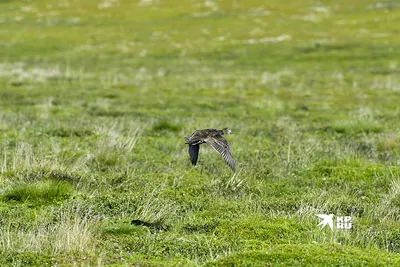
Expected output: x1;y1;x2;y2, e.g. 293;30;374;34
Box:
188;144;200;166
205;136;236;172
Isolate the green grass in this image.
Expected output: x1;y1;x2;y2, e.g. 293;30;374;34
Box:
2;181;73;203
1;0;400;266
206;244;400;266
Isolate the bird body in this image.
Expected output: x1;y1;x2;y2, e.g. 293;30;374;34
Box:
185;128;236;172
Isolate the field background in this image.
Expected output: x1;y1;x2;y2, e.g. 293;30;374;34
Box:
1;0;400;266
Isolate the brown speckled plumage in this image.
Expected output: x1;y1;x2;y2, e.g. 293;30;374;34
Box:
184;128;236;172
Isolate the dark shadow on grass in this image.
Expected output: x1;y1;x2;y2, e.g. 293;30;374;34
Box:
45;127;93;137
131;219;170;232
152;120;181;133
48;170;82;184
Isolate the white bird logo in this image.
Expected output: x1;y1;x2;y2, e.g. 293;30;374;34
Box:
316;214;334;231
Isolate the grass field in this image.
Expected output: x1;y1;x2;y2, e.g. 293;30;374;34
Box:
1;0;400;266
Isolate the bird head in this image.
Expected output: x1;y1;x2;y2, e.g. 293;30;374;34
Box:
222;128;233;135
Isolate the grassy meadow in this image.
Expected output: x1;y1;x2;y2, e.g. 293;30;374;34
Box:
1;0;400;265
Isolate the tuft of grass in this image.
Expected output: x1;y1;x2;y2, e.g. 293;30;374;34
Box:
377;133;400;152
0;208;98;256
2;181;73;203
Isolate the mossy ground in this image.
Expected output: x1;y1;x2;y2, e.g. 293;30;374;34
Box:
1;0;400;266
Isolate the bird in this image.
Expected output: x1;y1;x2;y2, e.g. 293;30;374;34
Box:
184;128;236;172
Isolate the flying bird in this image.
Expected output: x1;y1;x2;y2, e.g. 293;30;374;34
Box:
184;128;236;172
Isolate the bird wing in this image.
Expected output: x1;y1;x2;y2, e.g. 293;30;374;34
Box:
205;136;236;172
188;144;200;166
